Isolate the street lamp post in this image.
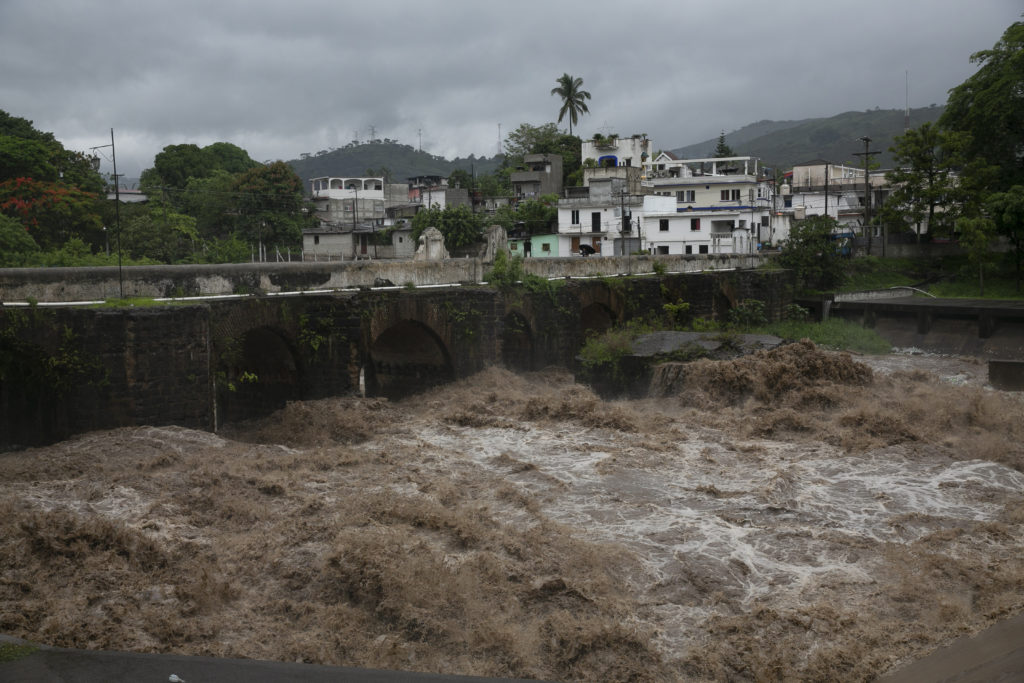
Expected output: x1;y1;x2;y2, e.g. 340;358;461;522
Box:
91;129;123;298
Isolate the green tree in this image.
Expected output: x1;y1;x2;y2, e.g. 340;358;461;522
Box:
883;122;976;241
473;171;509;198
0;110;56;142
493;194;558;235
503;122;582;187
940;21;1024;192
777;215;845;292
0;110;104;192
148;142;258;191
957;215;998;295
202;142;260;175
448;169;472;190
411;204;482;251
0;136;57;183
550;73;591;136
180;169;238;240
985;185;1024;291
713;130;735;157
151;143;207;189
121;207;198;263
0;177;103;250
0;213;39;266
231;161;308;252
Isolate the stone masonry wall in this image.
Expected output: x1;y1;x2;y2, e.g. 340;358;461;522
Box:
0;268;792;449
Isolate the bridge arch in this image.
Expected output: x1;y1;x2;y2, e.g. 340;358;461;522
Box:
365;319;454;399
579;302;617;336
573;280;626;338
501;310;535;371
216;325;301;426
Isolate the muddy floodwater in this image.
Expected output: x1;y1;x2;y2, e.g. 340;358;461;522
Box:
1;341;1022;681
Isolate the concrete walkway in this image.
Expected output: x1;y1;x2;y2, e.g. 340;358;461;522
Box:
0;636;544;683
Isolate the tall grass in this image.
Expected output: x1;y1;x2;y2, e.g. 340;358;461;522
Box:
755;318;892;354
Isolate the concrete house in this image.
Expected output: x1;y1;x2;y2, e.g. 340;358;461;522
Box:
774;160;890;245
641;155;772;254
303;176;415;260
555;177;647;257
511;154;563;199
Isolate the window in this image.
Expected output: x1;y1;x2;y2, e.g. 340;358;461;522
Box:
542;243;550;252
690;218;701;231
699;245;709;254
721;189;741;201
657;245;669;255
659;218;669;232
591;212;601;233
571;209;580;225
676;190;695;202
685;245;692;255
313;235;320;245
510;242;518;250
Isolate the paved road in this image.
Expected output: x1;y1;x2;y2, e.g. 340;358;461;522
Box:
0;636;545;683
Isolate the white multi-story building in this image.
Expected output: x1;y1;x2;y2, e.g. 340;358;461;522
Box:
304;177;415;260
581;134;653;168
556;178;647;256
775;160;890;244
641;154;773;253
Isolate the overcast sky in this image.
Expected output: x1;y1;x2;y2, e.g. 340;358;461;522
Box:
1;1;1020;178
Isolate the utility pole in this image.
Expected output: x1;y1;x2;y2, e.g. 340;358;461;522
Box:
854;136;880;256
91;129;123;298
824;164;829;219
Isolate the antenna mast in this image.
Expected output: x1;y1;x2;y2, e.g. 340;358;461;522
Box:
905;70;910;132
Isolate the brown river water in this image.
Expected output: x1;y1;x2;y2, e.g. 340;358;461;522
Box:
1;341;1022;681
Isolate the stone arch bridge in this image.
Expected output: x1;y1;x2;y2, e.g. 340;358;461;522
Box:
0;270;790;449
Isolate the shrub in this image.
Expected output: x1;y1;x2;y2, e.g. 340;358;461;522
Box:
728;299;768;327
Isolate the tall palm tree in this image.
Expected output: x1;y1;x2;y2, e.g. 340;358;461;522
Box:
551;73;591;136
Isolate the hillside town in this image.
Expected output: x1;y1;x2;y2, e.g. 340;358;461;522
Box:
300;133;894;263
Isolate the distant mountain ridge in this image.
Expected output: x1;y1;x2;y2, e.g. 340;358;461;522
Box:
286;141;502;190
285;106;946;186
670;106;945;171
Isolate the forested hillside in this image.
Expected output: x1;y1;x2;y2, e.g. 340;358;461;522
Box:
286;141;503;188
670;106;946;170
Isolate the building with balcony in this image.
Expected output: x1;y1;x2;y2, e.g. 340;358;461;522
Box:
510;154;563;199
641;154;772;252
581;134;652;168
304;176;416;260
774;160;890;245
555;178;650;257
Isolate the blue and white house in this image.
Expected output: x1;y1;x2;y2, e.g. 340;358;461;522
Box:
641;154;774;254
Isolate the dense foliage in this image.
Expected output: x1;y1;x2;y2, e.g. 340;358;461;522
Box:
0;110;108;261
410;204;483;251
940;21;1024;193
776;215;846;292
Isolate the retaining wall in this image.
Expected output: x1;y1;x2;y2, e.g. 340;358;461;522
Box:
0;253;768;303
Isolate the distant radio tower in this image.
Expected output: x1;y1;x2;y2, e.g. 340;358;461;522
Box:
905;70;910;132
418;128;422;152
497;122;502;156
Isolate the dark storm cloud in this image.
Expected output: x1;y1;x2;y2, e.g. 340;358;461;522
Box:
1;0;1019;176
